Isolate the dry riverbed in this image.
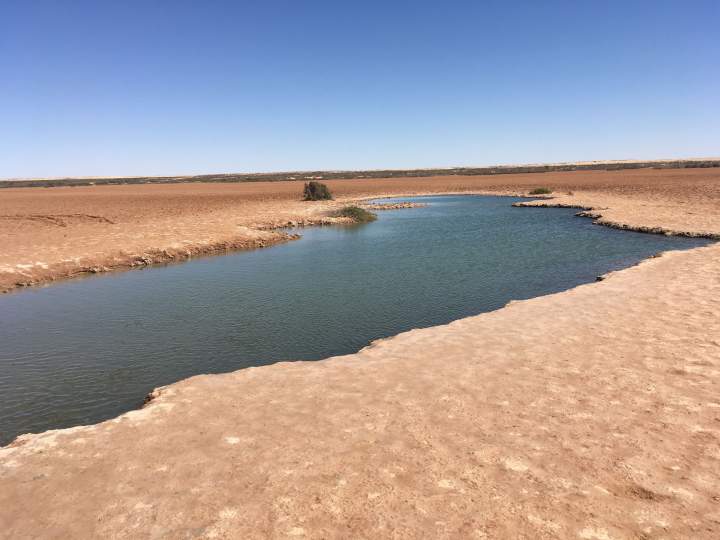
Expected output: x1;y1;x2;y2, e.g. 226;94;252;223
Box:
1;168;719;538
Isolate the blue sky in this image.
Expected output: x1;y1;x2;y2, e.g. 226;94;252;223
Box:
2;0;718;178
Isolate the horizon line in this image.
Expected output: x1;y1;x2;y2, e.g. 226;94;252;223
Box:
4;156;720;182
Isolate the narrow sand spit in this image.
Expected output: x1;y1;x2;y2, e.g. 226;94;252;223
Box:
1;168;719;538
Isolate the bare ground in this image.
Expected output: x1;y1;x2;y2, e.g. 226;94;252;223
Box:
1;168;719;538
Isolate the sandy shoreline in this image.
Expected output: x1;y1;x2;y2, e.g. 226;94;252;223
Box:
1;168;720;538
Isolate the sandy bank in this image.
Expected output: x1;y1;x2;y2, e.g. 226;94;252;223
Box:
1;168;720;538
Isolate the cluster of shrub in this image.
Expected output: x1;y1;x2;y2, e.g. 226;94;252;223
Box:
529;187;553;195
303;181;333;201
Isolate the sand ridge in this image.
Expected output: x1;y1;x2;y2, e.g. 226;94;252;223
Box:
1;168;720;538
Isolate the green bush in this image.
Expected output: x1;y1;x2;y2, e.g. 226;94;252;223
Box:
303;181;333;201
338;206;377;223
529;187;553;195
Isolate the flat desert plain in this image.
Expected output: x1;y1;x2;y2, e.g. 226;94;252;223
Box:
1;168;720;539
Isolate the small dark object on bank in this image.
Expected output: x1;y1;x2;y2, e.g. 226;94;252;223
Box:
303;181;333;201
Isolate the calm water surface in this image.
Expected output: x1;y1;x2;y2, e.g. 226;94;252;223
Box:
0;196;711;444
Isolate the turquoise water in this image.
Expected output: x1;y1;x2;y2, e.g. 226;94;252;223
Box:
0;196;710;444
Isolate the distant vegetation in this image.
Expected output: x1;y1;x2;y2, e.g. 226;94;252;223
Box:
338;206;377;223
303;181;333;201
529;187;553;195
3;159;719;189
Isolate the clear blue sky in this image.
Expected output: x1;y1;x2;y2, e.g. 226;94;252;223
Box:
2;0;718;178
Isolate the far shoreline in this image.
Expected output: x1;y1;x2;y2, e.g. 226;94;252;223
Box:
2;167;720;293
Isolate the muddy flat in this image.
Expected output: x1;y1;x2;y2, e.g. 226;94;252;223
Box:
1;168;720;538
